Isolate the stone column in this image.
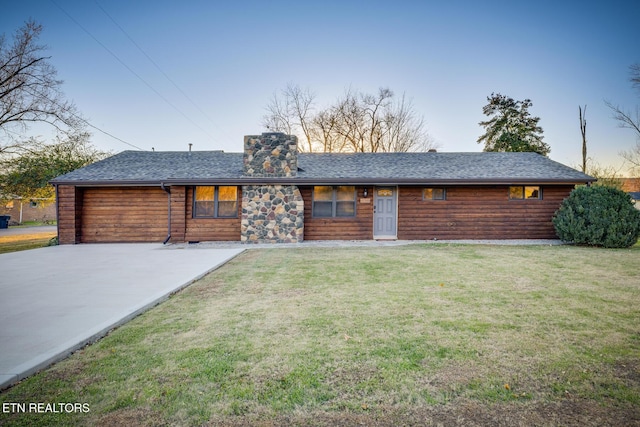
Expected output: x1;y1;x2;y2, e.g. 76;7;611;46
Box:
241;133;304;243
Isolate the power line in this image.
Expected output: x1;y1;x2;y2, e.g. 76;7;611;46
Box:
43;95;146;151
94;0;233;142
49;0;219;144
82;119;145;151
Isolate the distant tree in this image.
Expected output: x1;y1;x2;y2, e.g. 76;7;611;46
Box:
0;132;109;200
478;93;550;156
584;161;624;189
632;63;640;92
0;20;82;154
579;105;587;172
263;83;316;153
263;85;434;152
608;63;640;176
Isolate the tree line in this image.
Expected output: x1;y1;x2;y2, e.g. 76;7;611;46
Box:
262;84;435;153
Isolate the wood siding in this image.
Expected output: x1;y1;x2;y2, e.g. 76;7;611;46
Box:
57;185;83;244
301;186;373;240
184;186;241;242
57;183;574;244
169;185;187;242
397;186;573;240
80;187;168;243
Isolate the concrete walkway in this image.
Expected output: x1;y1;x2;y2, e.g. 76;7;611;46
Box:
0;244;243;390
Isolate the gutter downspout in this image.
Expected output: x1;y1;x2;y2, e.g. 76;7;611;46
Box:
161;182;171;244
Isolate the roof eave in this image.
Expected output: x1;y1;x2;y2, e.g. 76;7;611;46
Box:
51;177;595;187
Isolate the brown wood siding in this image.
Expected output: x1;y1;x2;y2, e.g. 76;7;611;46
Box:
80;187;168;243
397;186;574;240
184;186;241;241
169;185;187;242
301;186;373;240
57;185;83;244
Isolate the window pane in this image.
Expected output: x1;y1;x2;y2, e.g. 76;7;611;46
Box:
195;201;214;217
525;186;540;199
423;188;433;199
336;186;355;201
433;188;445;200
195;186;215;202
313;201;333;217
314;186;333;201
336;201;355;217
217;201;237;217
218;186;237;201
509;186;524;199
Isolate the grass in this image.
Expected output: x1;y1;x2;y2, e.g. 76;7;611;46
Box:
0;233;57;254
10;221;57;228
1;244;639;426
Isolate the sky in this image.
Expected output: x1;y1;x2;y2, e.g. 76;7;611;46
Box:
2;0;639;173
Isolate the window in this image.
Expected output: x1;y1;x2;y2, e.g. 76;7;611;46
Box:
193;186;238;218
30;201;38;208
509;186;541;200
313;186;356;217
423;188;446;200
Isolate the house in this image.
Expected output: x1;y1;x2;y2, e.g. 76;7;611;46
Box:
1;196;56;225
622;178;640;209
50;132;595;244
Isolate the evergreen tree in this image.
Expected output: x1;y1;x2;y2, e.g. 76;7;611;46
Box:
478;93;550;156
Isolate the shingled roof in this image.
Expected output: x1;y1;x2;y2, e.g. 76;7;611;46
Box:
51;150;594;185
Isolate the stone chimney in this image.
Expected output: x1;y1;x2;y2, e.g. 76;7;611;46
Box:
243;132;298;177
241;133;304;243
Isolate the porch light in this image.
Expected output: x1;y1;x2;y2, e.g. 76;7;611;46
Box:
363;188;368;198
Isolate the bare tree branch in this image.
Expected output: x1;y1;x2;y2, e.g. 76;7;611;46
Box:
263;85;434;152
579;105;587;172
0;19;82;151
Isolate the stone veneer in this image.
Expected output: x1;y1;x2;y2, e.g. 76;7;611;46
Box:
241;133;304;243
243;132;298;177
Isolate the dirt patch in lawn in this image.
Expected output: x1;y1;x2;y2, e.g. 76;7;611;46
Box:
205;399;640;427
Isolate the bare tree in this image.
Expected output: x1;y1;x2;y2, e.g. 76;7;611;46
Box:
383;93;431;152
607;64;640;176
632;63;640;92
1;20;82;154
263;85;433;152
262;83;316;152
579;105;587;172
585;160;625;189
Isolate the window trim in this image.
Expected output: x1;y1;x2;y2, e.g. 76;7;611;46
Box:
423;187;446;201
312;186;356;218
508;186;542;200
192;186;238;218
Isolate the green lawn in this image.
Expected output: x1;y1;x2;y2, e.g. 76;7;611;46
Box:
0;233;57;254
1;244;639;426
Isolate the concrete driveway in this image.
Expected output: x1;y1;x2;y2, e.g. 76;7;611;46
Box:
0;244;244;390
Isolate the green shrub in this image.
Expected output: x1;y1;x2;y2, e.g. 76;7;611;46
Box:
553;185;640;248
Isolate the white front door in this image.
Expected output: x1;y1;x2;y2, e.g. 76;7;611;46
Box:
373;187;397;239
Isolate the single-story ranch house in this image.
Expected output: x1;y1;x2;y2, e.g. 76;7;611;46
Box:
50;132;595;244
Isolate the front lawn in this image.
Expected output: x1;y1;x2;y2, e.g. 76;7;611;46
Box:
1;244;639;426
0;233;57;254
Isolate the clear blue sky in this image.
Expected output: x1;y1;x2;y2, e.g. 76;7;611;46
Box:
2;0;639;172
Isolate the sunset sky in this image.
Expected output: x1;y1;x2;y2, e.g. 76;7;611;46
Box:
2;0;639;173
